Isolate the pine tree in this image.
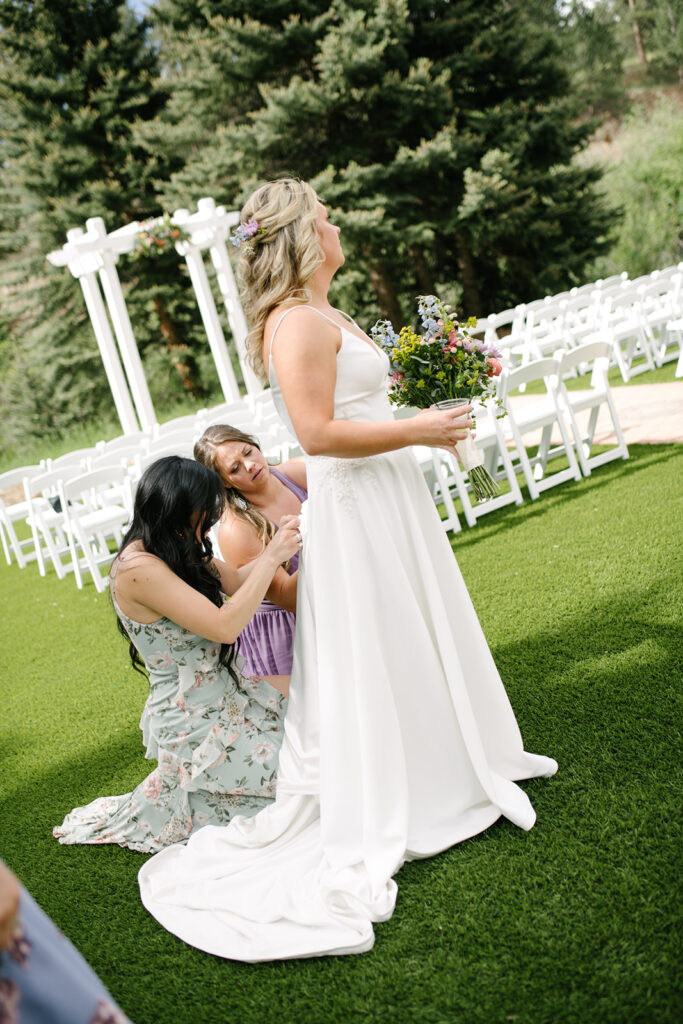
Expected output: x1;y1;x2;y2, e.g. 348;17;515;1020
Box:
147;0;613;326
228;0;613;318
0;0;209;449
139;0;333;208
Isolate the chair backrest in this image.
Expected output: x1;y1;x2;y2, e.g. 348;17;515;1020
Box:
499;356;559;399
45;447;98;470
88;452;132;473
144;430;198;456
0;464;43;491
24;467;77;500
557;340;611;376
98;431;151;455
61;465;130;508
595;272;629;289
154;413;202;438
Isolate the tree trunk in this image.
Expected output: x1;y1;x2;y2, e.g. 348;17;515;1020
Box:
627;0;648;66
368;259;403;326
408;245;435;296
153;296;199;395
454;235;482;316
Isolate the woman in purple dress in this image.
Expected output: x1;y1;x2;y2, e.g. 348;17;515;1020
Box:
194;425;307;677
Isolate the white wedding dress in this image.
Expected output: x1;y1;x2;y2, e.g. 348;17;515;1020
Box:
138;307;557;961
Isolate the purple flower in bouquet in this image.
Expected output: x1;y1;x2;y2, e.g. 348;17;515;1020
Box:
370;294;506;502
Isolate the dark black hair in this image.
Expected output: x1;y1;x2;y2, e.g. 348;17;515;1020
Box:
114;456;239;681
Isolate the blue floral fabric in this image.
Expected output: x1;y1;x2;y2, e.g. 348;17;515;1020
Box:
0;876;130;1023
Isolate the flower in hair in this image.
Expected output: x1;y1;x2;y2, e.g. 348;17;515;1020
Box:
230;219;266;253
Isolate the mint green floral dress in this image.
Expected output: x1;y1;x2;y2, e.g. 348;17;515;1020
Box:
53;560;288;854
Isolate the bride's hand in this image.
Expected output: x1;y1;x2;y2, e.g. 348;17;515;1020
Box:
411;405;474;449
265;515;302;566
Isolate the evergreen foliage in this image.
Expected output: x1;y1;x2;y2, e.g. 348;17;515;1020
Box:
2;0;672;448
145;0;613;324
0;0;215;452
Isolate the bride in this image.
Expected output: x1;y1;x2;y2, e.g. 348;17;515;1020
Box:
138;178;557;961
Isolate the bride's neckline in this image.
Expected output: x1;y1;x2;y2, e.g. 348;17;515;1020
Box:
311;306;386;362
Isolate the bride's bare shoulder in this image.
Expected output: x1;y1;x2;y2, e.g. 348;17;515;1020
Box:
263;304;340;368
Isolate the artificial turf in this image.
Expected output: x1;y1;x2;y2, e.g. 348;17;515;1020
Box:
1;443;681;1024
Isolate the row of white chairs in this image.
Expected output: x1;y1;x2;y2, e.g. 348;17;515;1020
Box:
4;255;663;584
0;340;623;586
474;263;683;385
0;392;300;591
412;340;629;534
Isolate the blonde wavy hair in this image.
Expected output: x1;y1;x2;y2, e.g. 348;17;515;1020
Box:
236;178;322;381
194;424;275;548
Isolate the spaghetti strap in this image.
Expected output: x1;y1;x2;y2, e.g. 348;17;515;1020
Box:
336;309;358;327
268;305;341;362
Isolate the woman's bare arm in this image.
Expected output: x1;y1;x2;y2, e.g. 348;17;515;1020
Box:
114;520;300;643
218;515;298;612
267;308;472;458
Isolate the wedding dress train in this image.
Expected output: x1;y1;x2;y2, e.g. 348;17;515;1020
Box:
138;308;557;961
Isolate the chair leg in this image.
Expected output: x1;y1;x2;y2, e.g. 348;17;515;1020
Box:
493;420;524;506
506;420;541;500
0;515;28;569
534;424;553;480
430;452;462;534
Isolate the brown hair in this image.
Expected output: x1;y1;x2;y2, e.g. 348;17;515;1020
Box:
194;424;275;547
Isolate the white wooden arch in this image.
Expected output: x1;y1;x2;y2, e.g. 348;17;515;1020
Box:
46;196;261;434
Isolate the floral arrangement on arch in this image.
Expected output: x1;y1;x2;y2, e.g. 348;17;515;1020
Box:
133;213;190;259
371;294;505;502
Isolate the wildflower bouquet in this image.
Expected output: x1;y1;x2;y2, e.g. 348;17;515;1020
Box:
133;213;190;259
371;294;504;502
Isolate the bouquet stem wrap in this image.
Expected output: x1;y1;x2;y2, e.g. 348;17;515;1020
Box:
435;399;500;503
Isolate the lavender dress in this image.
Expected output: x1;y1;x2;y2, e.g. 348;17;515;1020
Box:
237;468;307;677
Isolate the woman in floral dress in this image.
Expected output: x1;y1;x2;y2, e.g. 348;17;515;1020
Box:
53;456;302;854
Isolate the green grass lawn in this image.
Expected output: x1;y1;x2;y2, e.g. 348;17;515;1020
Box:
1;444;681;1024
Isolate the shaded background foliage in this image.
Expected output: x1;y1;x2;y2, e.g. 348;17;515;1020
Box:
0;0;680;452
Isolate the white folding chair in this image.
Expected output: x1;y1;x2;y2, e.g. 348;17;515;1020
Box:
523;301;565;359
58;466;133;592
500;357;582;499
0;464;44;567
410;446;464;534
22;467;81;579
601;288;657;382
423;400;524;528
665;317;683;378
43;447;98;472
638;274;682;367
555;342;629;476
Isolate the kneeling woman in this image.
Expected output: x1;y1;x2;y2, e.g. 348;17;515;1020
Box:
194;424;307;677
53;456;301;854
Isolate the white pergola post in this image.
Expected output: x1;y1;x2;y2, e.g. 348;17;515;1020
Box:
195;197;263;395
47;231;139;436
180;236;242;403
47;197;260;429
208;237;263;395
86;217;157;432
174;202;240;399
79;271;141;435
175;198;264;398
